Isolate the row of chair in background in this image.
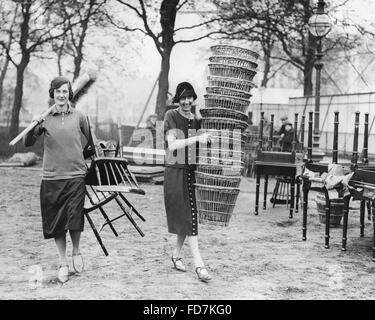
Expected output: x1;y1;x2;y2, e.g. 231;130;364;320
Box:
302;111;375;261
340;113;375;261
253;112;304;218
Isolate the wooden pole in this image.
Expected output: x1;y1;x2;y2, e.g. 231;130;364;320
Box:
363;113;369;165
332;111;339;164
127;72;160;146
351;111;360;166
308;112;313;162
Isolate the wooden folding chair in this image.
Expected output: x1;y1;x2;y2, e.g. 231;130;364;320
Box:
83;119;146;256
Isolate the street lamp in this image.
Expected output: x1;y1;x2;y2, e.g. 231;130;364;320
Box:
308;0;332;160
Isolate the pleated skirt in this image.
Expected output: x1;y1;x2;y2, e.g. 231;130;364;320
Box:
40;177;86;239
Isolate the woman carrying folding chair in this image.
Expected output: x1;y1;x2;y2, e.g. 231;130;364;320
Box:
163;81;213;282
24;76;90;283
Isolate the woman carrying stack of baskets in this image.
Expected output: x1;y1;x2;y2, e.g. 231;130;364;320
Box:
163;81;213;282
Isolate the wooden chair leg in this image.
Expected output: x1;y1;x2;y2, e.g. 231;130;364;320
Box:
98;206;118;236
255;174;261;215
302;180;309;241
118;193;146;222
360;199;365;237
84;211;109;256
289;179;295;219
271;179;280;208
341;195;351;251
113;197;145;237
295;179;300;214
280;182;285;205
324;188;330;249
263;175;268;210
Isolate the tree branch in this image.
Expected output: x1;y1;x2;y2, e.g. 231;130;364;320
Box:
176;0;189;12
103;10;148;35
174;18;221;32
175;31;222;44
114;0;162;54
0;41;18;67
116;0;143;17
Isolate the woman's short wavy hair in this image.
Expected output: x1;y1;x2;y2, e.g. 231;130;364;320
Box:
49;76;73;100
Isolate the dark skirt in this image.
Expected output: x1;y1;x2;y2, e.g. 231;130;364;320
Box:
40;177;86;239
164;166;198;236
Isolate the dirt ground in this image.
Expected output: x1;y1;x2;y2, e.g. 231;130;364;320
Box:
1;164;375;300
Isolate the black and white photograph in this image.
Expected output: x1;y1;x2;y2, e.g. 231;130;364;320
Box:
1;0;375;303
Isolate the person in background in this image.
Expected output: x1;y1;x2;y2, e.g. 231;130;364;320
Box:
280;122;296;152
146;113;158;148
278;116;289;137
278;116;289;149
24;76;90;283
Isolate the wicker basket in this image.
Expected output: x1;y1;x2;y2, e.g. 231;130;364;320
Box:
197;153;244;166
200;107;248;123
196;164;244;177
206;86;252;100
202;130;246;152
209;63;257;81
195;171;242;188
204;93;250;113
210;45;259;62
195;183;240;226
201;117;248;131
209;55;258;70
204;128;246;143
208;76;255;93
199;146;245;161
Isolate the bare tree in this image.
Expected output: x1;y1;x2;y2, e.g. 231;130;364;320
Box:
0;2;19;110
109;0;220;119
63;0;107;80
0;0;86;141
212;0;374;96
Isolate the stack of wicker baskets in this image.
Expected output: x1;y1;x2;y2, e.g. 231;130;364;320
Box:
195;44;259;226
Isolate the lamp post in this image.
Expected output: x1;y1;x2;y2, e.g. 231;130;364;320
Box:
308;0;332;160
259;85;265;113
258;85;265;133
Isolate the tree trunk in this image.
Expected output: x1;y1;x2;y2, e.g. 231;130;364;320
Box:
72;22;88;81
303;32;316;96
1;2;19;111
0;56;10;110
73;52;83;81
9;56;29;141
9;2;31;142
72;0;94;81
155;50;171;119
154;0;179;119
261;46;272;88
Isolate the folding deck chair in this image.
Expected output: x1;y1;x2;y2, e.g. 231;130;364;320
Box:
83;118;146;256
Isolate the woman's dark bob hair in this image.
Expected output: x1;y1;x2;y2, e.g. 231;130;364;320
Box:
172;81;197;103
49;76;74;100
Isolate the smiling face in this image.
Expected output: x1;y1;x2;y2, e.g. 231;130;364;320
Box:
178;95;194;113
54;83;70;107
